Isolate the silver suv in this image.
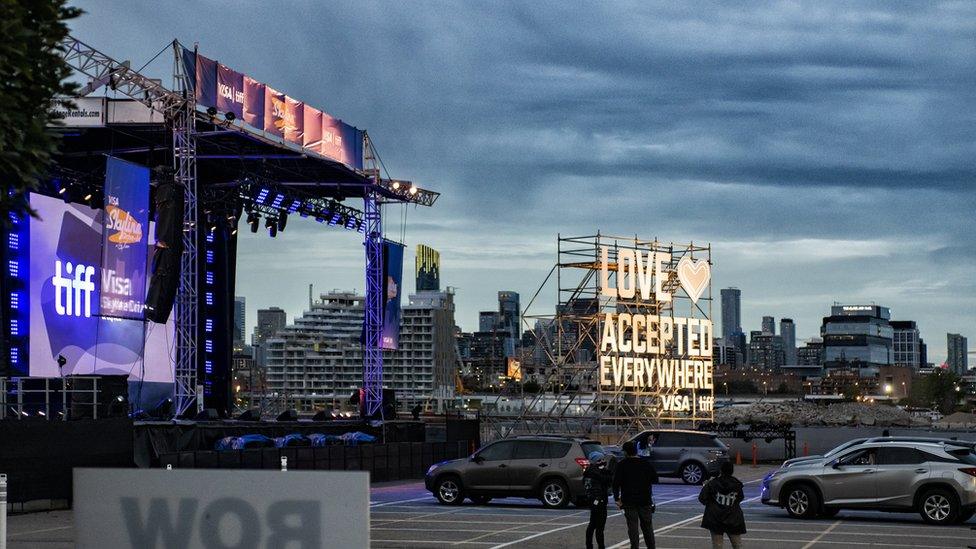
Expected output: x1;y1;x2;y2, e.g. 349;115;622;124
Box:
627;429;730;484
425;435;605;508
762;439;976;525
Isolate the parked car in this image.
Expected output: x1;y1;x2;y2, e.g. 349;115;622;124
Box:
425;435;605;508
626;429;730;484
782;436;969;468
762;439;976;525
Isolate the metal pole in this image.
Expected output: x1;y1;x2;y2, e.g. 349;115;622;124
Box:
1;473;6;549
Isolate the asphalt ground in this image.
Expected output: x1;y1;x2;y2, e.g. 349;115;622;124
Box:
7;465;976;548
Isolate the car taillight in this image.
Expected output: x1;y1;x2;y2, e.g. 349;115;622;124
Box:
575;457;590;469
959;468;976;477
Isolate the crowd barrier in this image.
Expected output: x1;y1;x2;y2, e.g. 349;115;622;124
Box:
159;440;475;482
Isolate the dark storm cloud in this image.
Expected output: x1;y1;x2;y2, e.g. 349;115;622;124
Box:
70;1;975;360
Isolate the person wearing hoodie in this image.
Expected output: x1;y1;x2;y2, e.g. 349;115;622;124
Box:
698;461;747;549
582;451;615;549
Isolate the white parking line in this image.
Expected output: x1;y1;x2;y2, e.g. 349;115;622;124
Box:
800;519;841;549
8;526;73;538
370;496;432;507
606;496;761;549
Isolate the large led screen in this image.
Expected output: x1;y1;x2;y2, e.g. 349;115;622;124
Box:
28;193;174;394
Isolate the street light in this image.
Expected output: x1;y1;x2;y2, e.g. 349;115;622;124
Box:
884;384;892;395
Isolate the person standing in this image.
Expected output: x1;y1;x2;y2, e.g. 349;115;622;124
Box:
698;461;746;549
612;440;658;549
583;452;614;549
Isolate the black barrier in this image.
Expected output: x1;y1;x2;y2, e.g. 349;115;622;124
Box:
0;417;133;504
158;440;472;482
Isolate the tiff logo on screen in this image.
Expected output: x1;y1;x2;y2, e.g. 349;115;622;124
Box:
52;260;95;317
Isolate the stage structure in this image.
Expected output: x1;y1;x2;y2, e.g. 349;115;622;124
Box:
28;36;440;417
491;233;713;443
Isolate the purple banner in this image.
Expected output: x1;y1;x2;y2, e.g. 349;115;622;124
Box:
303;106;323;150
195;54;217;108
216;63;244;120
243;76;265;129
101;157;150;320
380;240;404;350
284;96;304;145
264;86;286;138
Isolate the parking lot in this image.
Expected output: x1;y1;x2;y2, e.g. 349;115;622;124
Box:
7;465;976;548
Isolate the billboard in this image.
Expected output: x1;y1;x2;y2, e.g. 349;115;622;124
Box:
28;193;174;393
415;244;440;291
101;157;149;319
380;240;404;350
186;48;364;170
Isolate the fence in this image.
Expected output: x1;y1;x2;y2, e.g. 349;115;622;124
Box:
159;440;476;482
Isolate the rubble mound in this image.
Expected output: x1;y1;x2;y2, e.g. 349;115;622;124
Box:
715;400;919;427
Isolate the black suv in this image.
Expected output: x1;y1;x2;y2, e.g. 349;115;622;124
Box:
624;429;730;484
425;435;605;508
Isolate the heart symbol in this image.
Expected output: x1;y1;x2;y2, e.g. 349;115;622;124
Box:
677;256;710;303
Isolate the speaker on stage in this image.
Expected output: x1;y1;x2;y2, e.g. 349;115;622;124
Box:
145;180;184;324
66;375;129;420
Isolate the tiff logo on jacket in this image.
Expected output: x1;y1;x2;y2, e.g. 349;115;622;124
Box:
53;260;95;317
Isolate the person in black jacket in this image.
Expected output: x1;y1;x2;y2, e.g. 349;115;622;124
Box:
612;441;658;549
698;461;746;549
583;451;614;549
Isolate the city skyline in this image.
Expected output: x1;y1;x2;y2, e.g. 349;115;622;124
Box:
69;2;976;364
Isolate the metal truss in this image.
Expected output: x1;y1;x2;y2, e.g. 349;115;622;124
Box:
172;44;199;416
361;135;384;417
61;37;185;115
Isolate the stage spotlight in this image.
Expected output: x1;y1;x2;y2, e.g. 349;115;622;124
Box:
277;212;287;232
224;111;236;121
206;106;218;117
83;192;93;201
58;187;67;195
249;215;260;233
266;217;277;238
392;181;400;190
409;186;418;196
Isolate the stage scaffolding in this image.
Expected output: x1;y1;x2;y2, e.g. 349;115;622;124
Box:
485;233;713;444
57;36;438;418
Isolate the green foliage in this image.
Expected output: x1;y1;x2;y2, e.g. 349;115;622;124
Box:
0;0;81;226
915;369;961;414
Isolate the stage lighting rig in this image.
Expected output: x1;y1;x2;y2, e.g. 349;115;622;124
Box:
378;178;438;206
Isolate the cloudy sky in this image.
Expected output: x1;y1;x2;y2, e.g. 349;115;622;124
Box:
71;1;974;362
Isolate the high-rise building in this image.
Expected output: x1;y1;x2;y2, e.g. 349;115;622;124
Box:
415;244;440;292
891;320;921;369
749;330;785;370
821;304;892;371
253;307;287;368
720;288;741;340
798;338;824;366
498;291;521;357
948;333;969;374
761;316;776;335
479;311;500;332
780;318;796;365
264;290;458;412
233;296;246;348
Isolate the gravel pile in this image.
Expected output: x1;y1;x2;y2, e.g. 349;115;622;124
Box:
715;400;921;427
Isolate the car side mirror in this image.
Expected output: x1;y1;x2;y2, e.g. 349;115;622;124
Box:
472;455;484;463
830;460;841;469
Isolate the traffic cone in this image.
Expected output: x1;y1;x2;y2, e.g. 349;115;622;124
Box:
736;450;742;465
751;442;758;468
803;442;809;456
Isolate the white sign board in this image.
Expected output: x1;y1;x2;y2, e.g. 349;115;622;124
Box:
50;97;105;126
74;468;369;549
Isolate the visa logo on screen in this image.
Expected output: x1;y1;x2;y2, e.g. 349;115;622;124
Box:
52;260;96;317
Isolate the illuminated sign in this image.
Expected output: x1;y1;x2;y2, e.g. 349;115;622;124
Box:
597;244;714;415
52;260;95;317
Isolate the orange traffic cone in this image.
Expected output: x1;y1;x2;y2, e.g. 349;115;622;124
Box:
803;442;809;456
751;442;758;468
736;450;742;466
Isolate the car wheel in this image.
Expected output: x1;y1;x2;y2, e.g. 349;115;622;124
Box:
680;462;705;485
540;478;570;509
919;488;959;525
470;495;491;505
435;476;465;506
784;484;820;519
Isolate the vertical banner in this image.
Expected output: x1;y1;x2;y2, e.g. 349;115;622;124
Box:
340;122;364;170
216;64;244;120
243;76;265;129
101;157;150;319
284;96;304;145
302;106;323;151
264;86;286;138
380;240;404;350
194;54;217;108
320;113;343;162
